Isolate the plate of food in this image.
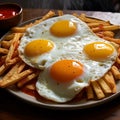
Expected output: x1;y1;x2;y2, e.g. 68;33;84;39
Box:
0;10;120;110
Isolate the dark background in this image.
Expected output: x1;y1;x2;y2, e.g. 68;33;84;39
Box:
0;0;120;12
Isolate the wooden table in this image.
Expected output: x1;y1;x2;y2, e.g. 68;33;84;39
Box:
0;9;120;120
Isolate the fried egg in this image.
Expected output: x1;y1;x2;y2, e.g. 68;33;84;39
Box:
36;59;89;103
18;15;118;103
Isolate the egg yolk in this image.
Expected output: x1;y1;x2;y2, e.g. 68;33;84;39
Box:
24;40;54;57
50;60;84;83
50;20;77;37
84;41;114;61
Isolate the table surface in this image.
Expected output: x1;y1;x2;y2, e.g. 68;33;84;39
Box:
1;9;120;120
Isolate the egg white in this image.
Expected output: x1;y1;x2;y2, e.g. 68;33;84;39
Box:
36;64;89;103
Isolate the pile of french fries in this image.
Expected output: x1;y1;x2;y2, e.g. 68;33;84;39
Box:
0;10;120;101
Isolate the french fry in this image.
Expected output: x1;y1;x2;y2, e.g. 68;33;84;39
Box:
27;11;56;28
0;64;10;76
57;10;64;16
91;80;105;99
0;56;6;66
11;68;33;81
6;57;20;66
103;36;120;44
96;33;104;38
0;62;33;88
1;62;20;81
5;33;22;65
86;85;94;99
79;13;107;23
116;57;120;64
96;31;115;38
32;10;56;26
72;13;79;18
0;48;9;54
17;71;39;88
12;27;26;33
92;25;120;32
102;31;115;38
25;84;36;90
88;22;110;28
3;33;15;41
17;62;26;73
40;11;55;21
104;71;116;93
1;40;12;49
98;79;112;94
111;66;120;80
0;57;19;76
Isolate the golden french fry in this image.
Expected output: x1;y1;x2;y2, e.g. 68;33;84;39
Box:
58;10;64;16
102;31;115;38
6;57;20;66
25;84;36;90
0;48;9;54
17;71;39;88
111;66;120;80
11;68;33;80
86;85;94;99
79;13;107;23
116;57;120;64
0;61;30;87
92;25;120;32
5;33;22;65
103;36;120;44
96;31;115;38
0;56;6;65
0;67;33;88
41;10;55;21
104;71;116;93
72;13;79;18
88;22;110;28
12;27;26;33
91;80;105;99
25;22;33;26
17;62;26;73
0;64;10;76
98;79;112;94
3;33;15;41
33;10;56;26
95;33;104;38
2;62;20;81
1;40;12;49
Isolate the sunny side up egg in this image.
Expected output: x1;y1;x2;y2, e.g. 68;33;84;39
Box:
18;15;118;103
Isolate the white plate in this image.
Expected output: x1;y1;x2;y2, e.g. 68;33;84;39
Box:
1;16;120;110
